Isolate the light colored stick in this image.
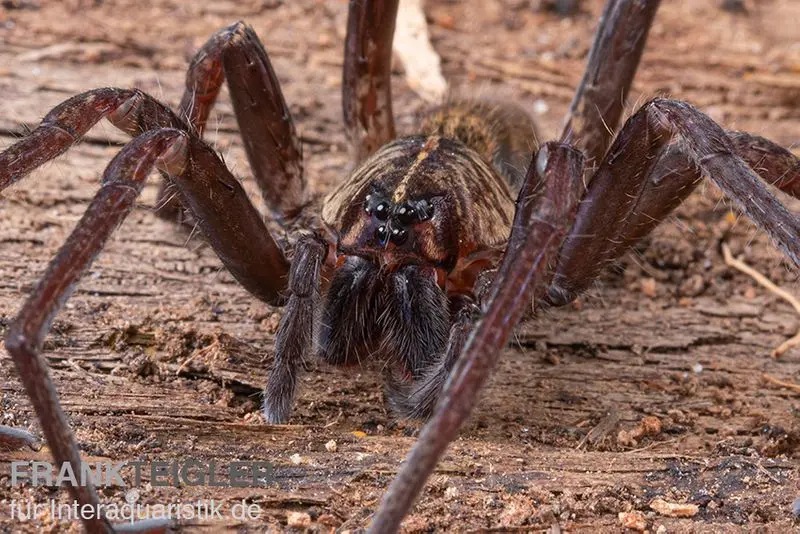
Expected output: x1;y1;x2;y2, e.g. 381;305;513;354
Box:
394;0;448;103
721;243;800;358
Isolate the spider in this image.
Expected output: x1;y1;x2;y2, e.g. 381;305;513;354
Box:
1;0;799;532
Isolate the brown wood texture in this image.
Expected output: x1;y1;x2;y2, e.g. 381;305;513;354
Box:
1;0;799;531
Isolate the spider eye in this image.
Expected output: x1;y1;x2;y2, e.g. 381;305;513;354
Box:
390;227;408;245
375;224;389;244
395;204;416;225
374;201;390;221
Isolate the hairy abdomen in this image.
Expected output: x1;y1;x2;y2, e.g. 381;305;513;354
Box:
419;99;540;193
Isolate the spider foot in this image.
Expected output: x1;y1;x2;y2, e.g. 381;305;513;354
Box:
0;425;40;451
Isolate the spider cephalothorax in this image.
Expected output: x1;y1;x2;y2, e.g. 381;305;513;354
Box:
1;0;798;533
269;127;528;420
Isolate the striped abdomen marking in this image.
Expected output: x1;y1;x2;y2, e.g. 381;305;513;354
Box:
420;99;539;193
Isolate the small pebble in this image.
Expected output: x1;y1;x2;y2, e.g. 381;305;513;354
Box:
287;511;312;528
618;511;646;531
325;439;338;452
641;277;657;298
650;498;699;517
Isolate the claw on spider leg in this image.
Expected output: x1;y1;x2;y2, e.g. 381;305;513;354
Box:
370;143;584;532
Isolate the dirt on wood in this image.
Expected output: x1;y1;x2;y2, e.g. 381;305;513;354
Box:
1;0;799;532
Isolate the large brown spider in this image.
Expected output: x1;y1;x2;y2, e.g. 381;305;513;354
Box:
1;0;799;532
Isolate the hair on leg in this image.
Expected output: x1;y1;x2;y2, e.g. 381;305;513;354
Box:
380;264;450;379
263;236;326;424
0;88;184;192
548;99;800;305
385;295;479;420
370;142;585;532
158;22;305;221
5;130;188;534
317;256;383;367
560;0;661;171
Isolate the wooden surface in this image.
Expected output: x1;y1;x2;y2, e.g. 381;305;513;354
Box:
1;0;799;531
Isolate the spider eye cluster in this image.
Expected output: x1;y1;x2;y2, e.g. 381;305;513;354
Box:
364;194;433;246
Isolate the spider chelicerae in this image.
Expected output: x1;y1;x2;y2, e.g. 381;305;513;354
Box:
1;0;798;532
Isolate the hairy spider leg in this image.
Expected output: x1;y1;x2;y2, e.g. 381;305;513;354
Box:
383;294;480;419
581;130;799;287
369;0;800;529
549;98;800;304
559;0;661;172
0;88;185;191
5;131;186;534
728;131;800;198
370;142;585;532
156;22;305;222
263;0;416;424
264;236;326;423
3;124;294;531
0;89;290;303
343;0;399;163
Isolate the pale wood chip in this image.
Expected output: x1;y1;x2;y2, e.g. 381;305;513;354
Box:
394;0;448;102
650;498;699;517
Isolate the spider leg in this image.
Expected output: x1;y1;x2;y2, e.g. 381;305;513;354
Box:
317;256;383;367
313;261;452;422
380;265;450;378
164;22;305;222
0;88;184;191
560;0;661;170
263;236;326;424
5;130;186;534
729;131;799;198
5;128;291;533
385;295;479;420
369;142;585;532
603;131;798;262
343;0;399;163
548;98;800;304
0;424;40;451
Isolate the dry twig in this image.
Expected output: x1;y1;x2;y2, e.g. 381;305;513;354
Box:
761;373;800;394
393;0;448;102
721;243;800;357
